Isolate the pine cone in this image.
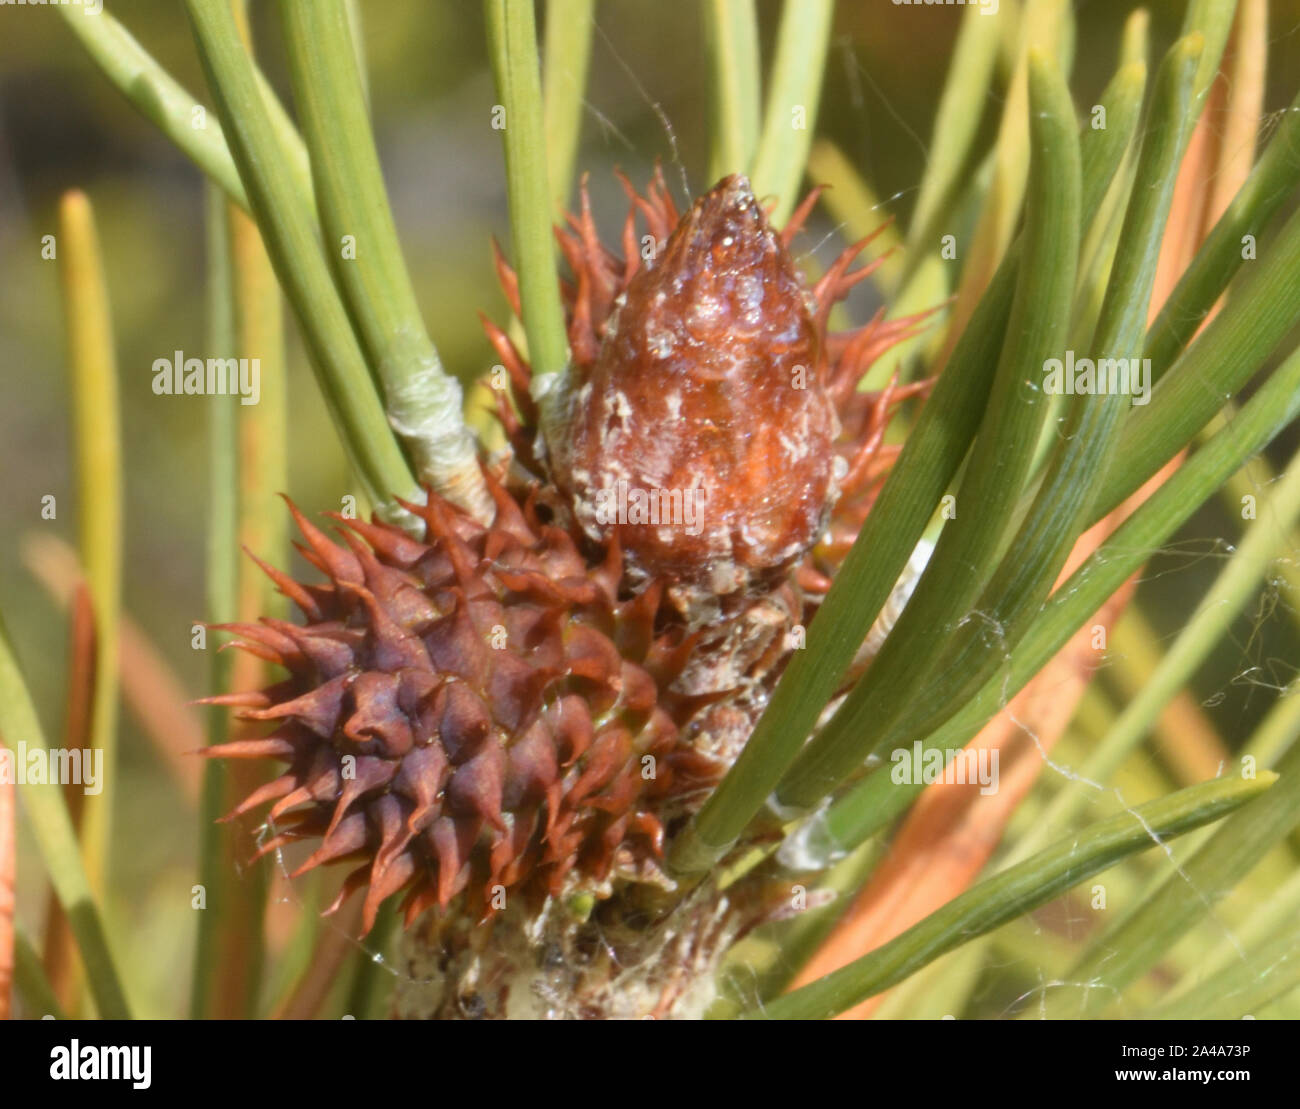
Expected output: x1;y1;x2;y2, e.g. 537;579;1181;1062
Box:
207;171;930;938
204;474;719;934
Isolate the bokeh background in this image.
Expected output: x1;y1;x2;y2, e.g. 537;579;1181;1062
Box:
3;0;1300;1015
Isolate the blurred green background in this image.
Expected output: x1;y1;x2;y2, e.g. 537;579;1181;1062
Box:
3;0;1300;1015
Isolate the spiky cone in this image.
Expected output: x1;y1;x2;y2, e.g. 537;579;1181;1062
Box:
208;173;929;1019
203;479;722;932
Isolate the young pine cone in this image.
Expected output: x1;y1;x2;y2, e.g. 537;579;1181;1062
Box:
206;171;931;937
